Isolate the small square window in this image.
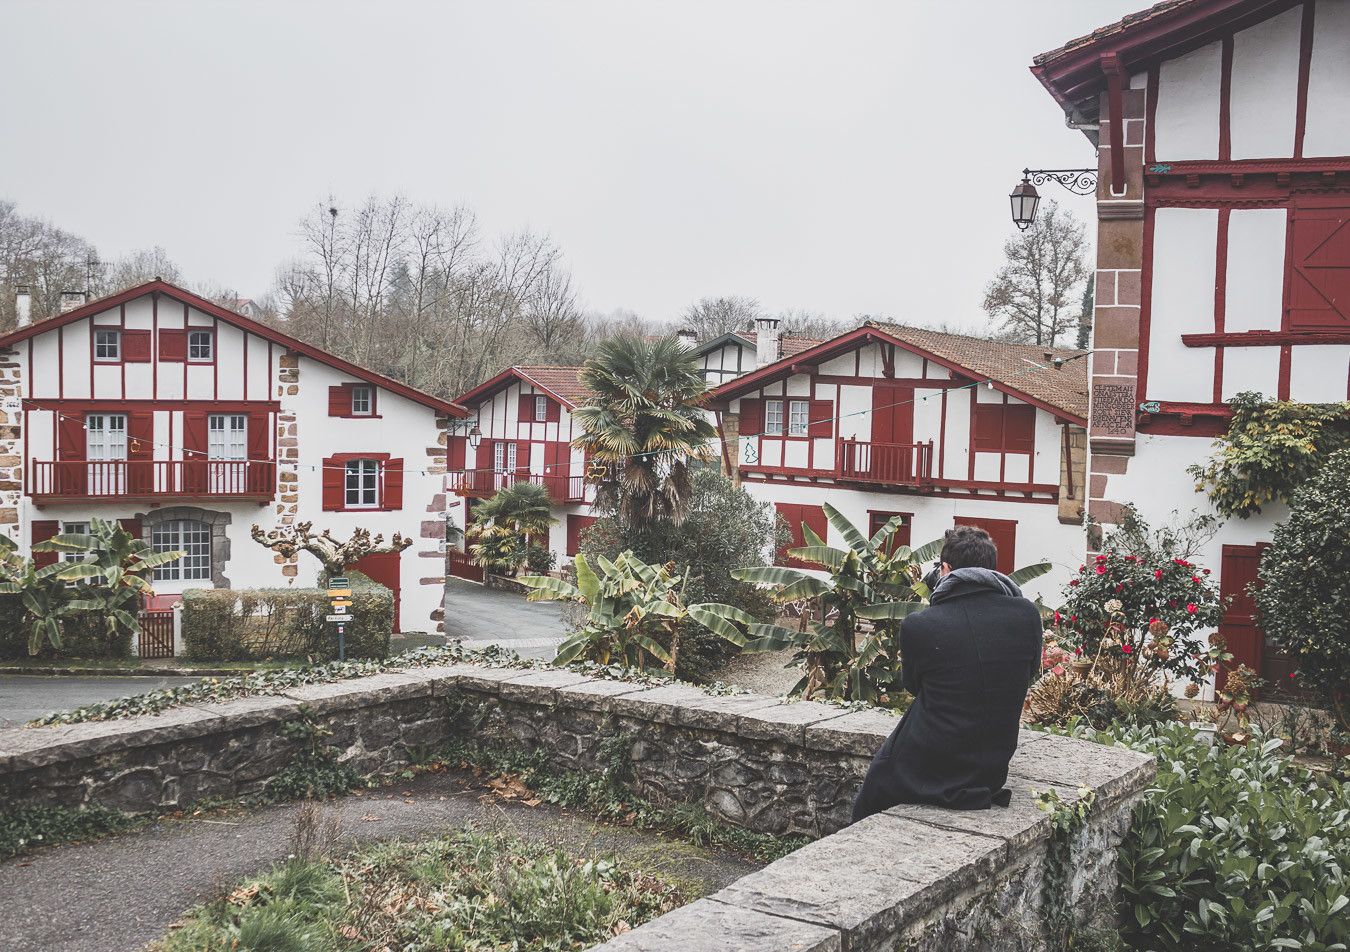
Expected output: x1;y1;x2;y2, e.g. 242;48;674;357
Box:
188;330;213;361
765;399;784;435
351;386;374;416
94;330;120;362
788;400;810;437
534;395;548;421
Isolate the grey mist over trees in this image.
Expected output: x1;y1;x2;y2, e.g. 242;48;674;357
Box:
981;200;1089;348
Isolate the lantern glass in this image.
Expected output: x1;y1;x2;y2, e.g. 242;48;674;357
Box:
1009;180;1040;231
467;424;482;450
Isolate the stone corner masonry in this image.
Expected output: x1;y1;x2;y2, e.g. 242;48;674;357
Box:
0;665;1153;951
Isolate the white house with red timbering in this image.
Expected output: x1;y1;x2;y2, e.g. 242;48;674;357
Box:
1032;0;1350;697
0;280;465;653
687;316;824;385
448;365;598;578
709;321;1090;602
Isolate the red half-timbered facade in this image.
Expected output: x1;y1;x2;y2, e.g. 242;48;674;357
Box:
449;365;597;574
711;322;1089;600
1033;0;1350;697
0;281;465;642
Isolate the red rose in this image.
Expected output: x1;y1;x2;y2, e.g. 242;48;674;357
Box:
1069;615;1077;622
1186;603;1198;614
1095;565;1106;575
1069;580;1079;587
1203;569;1211;575
1095;554;1108;562
1192;576;1201;584
1122;644;1133;654
1154;570;1163;579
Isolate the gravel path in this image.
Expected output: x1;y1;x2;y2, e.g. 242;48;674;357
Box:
0;769;762;952
715;648;801;697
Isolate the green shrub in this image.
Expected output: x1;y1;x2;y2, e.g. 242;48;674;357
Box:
1255;447;1350;729
1065;722;1349;951
181;572;391;662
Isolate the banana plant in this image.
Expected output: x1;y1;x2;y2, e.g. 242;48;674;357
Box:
520;550;755;673
0;534;105;653
32;518;182;654
700;503;1052;705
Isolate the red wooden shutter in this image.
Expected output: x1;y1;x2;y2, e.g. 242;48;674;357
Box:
972;404;1003;452
516;441;532;476
158;329;187;362
567;514;598;556
183;411;209;494
740;398;763;436
328;385;351;417
546;399;561;422
519;394;536;422
448;434;466;473
57;414;86;461
382;458;404;510
31;520;60;569
954;516;1016;575
118;517;142;539
247;412;270;462
1286;201;1350;330
127;411;154;494
322;455;343;510
1004;405;1036;454
122;330;152;362
808;400;833;438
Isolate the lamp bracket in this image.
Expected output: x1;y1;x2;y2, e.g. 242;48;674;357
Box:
1022;167;1099;195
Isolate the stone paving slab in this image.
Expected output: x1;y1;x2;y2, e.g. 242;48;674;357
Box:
610;683;718;725
884;782;1082;852
553;677;655;712
673;692;785;731
278;671;433;712
735;700;851;744
801;707;899;756
498;668;595;702
713;811;1007;950
1006;730;1154;803
436;665;525;695
594;896;841;952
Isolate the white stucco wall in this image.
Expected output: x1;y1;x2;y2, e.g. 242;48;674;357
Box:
1147;208;1219;403
1154;40;1222;160
1230;6;1304;159
1304;0;1350;158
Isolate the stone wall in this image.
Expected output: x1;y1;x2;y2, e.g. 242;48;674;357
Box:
0;664;1153;951
0;344;21;537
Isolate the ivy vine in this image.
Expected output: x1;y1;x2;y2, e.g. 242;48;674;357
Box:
1034;786;1098;950
1187;391;1350;519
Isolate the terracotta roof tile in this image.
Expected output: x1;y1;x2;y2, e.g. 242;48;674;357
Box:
870;322;1089;420
514;365;592;406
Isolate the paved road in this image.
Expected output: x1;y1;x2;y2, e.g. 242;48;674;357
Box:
0;675;201;727
0;768;761;952
442;577;567;660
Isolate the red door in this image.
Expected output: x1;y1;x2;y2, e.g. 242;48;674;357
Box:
546;442;571;502
348;550;401;633
1216;544;1266;692
567;514;597;556
775;503;827;568
953;516;1016;575
869;384;915;481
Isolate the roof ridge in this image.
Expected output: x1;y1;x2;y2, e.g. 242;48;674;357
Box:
871;320;1086;355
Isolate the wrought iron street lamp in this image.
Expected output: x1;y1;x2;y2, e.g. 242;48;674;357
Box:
1008;168;1098;230
467;423;482;450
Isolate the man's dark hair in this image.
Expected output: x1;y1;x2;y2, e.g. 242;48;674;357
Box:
941;526;999;571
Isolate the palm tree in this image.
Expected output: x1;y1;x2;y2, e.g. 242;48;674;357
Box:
467;481;556;574
572;335;718;526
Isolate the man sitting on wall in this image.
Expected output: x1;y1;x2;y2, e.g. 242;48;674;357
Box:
852;525;1041;821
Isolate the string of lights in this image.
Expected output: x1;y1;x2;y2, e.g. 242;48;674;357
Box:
21;349;1090;480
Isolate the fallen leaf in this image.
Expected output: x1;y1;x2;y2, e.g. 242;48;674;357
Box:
339;925;360;940
361;814;382;822
522;798;541;808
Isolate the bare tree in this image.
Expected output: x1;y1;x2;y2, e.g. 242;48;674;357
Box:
98;246;182;292
981;200;1088;347
681;295;760;339
775;307;847;340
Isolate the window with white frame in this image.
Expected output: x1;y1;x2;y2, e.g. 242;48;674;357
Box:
765;399;784;435
350;385;374;416
344;459;380;508
788;399;810;437
86;414;128;460
208;415;248;461
493;441;518;473
534;394;548;421
61;521;91;581
94;330;120;362
152;519;212;581
187;330;213;361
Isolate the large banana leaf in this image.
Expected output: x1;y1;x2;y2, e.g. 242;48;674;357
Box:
518;574;582;602
632;633;672;665
824;502;870;557
575;555;600;601
801;522;827;547
1008;561;1053;586
31;533;96;552
734;565;813;587
855;600;929;620
785;545;848;571
553;632;596;667
687;603;756;647
869;515;905;550
741;622;802;652
912;537;943;564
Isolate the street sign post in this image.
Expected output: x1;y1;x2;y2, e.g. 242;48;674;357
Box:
326;576;352;660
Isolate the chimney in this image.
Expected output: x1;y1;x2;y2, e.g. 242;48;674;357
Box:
59;290;87;314
754;315;782;368
15;286;32;328
675;328;698;349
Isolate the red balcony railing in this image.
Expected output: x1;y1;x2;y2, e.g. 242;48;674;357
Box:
837;439;934;487
449;471;588;504
30;460;277;502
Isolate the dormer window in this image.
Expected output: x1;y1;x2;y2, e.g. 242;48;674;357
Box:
351;385;374;416
187;330;214;362
94;330;120;362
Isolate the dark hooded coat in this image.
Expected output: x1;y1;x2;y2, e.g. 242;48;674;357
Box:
851;568;1042;821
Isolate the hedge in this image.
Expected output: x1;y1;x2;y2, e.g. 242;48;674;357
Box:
181;571;392;662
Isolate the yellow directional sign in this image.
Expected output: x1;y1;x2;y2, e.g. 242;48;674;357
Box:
327;588;352;598
330;599;352;609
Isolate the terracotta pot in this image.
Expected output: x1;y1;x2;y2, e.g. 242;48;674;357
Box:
1070;659;1093;680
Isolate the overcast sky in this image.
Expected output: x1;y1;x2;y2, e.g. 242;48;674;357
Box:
1;0;1130;331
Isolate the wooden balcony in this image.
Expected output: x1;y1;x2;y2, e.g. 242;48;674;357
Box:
30;460;277;503
837;439;935;488
449;471;588;504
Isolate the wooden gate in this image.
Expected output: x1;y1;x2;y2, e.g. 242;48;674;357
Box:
138;610;175;659
448;549;485;583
